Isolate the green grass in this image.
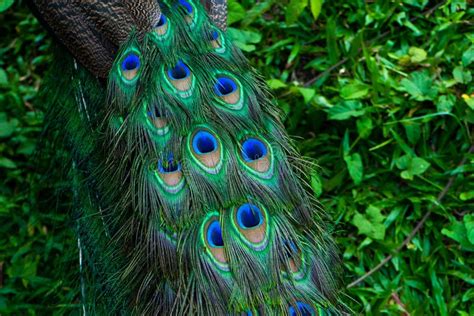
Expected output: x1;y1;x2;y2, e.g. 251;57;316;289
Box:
1;0;473;314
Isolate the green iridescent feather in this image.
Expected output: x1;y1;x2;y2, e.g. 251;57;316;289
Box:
38;0;344;314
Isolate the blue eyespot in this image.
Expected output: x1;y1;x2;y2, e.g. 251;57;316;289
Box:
208;29;224;51
289;302;314;316
237;204;263;229
242;138;267;162
214;77;237;96
209;29;219;41
121;53;140;71
207;220;224;247
193;131;218;154
168;61;190;80
178;0;193;14
158;158;180;173
147;105;162;118
156;14;167;27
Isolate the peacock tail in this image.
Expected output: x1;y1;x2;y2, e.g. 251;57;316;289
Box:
34;0;343;314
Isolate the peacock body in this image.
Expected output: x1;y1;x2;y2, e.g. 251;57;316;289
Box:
30;0;342;314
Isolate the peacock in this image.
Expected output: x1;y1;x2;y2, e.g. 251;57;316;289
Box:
28;0;343;314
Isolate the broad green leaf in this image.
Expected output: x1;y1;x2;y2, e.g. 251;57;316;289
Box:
352;205;386;240
453;66;472;84
460;191;474;201
462;289;474;304
465;215;474;245
442;220;474;251
0;0;14;13
462;94;474;110
228;28;262;52
297;87;316;103
396;155;430;180
313;95;332;108
266;79;287;90
0;157;16;169
227;0;246;25
436;95;455;113
340;82;370;99
328;100;365;120
286;0;308;24
356;116;373;139
410;157;430;175
409;47;427;63
462;46;474;66
449;0;466;12
400;70;438;101
309;0;322;21
344;153;363;185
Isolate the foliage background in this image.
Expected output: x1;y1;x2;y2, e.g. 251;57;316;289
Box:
0;0;473;314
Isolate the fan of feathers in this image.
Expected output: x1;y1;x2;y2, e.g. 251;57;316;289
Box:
30;0;345;314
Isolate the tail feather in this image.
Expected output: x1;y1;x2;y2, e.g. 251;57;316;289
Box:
40;0;343;314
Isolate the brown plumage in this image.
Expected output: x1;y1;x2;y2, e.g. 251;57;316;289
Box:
202;0;227;31
27;0;160;78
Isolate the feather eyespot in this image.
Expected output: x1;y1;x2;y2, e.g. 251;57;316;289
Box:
207;28;225;52
289;302;315;316
214;76;242;108
166;61;193;94
156;156;184;192
159;159;180;173
168;61;190;80
233;203;268;249
147;105;169;134
179;0;193;13
237;203;263;229
178;0;195;25
214;77;236;96
156;14;166;27
283;240;303;274
189;129;222;172
120;53;141;81
210;30;219;41
203;217;227;266
240;137;271;173
154;14;169;36
242;138;267;162
193;130;218;154
122;54;140;71
207;220;224;247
